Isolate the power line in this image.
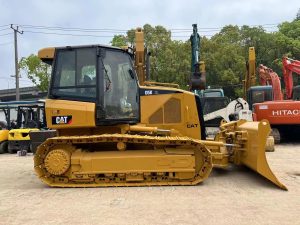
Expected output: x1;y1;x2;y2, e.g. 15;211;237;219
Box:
171;23;280;30
21;29;174;37
0;27;10;32
14;23;280;33
23;30;115;38
16;24;128;32
22;29;278;39
0;76;33;82
0;42;13;46
0;32;12;36
172;29;224;33
3;23;280;40
21;26;127;33
22;30;217;38
171;26;278;33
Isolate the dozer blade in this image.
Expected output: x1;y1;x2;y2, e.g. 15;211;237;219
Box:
233;120;287;190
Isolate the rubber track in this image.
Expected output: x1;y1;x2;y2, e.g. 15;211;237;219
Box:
34;134;213;187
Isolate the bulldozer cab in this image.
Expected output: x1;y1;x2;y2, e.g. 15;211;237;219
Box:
49;45;140;125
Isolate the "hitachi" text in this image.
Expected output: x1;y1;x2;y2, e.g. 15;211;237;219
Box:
272;110;300;116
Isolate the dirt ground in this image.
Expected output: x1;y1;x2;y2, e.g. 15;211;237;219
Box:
0;143;299;225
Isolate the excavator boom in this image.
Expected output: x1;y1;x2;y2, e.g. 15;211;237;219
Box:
258;64;283;100
243;47;256;99
189;24;206;92
282;56;300;99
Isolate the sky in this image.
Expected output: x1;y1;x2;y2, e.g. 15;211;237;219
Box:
0;0;299;90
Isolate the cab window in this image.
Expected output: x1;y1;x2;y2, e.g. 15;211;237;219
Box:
51;48;97;100
101;49;139;120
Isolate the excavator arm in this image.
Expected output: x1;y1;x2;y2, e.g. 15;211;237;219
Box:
189;24;206;92
282;56;300;99
257;64;283;100
243;47;256;99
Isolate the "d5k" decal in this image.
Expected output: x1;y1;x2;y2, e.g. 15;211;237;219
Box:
52;116;72;125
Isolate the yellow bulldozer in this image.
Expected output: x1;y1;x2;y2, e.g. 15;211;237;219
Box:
33;29;286;190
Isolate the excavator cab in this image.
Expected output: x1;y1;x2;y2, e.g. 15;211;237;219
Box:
292;86;300;100
48;46;139;126
247;86;273;110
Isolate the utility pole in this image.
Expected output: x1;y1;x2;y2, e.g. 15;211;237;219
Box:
10;24;23;101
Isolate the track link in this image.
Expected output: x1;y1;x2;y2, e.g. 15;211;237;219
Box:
34;134;213;187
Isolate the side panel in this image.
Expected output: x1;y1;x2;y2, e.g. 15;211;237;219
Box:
140;89;202;139
45;99;96;129
253;100;300;125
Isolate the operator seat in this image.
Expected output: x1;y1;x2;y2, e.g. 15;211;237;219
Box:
82;75;93;96
83;75;92;85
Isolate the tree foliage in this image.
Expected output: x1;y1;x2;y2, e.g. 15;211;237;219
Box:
111;19;300;98
19;54;51;92
296;8;300;21
124;24;190;88
110;35;127;47
20;11;300;98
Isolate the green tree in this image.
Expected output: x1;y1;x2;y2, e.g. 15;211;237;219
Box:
277;20;300;59
296;8;300;21
278;20;300;40
126;24;184;85
109;21;300;99
202;25;245;97
19;54;51;91
110;35;127;47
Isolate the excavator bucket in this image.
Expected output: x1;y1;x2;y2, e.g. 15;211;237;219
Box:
219;120;287;190
230;120;287;190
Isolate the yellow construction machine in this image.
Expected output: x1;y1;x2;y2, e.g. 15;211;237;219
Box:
243;47;257;99
34;29;286;190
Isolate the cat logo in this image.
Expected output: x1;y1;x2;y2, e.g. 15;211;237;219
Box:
52;116;72;125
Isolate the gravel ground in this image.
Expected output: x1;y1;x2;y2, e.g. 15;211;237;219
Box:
0;143;299;225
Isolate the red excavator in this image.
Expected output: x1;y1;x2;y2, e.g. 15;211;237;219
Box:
282;56;300;100
251;57;300;142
